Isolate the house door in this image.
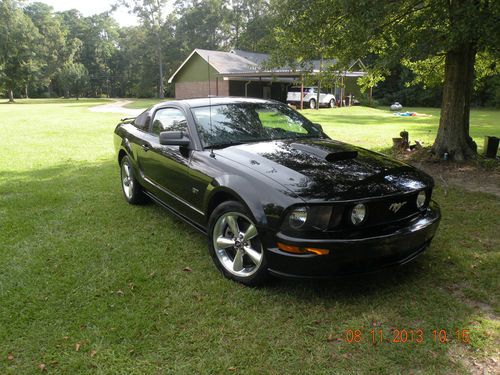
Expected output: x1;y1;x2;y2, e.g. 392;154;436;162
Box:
263;86;271;99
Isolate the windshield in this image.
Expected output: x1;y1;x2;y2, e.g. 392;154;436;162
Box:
191;102;321;148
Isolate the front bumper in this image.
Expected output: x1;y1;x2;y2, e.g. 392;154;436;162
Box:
265;201;441;278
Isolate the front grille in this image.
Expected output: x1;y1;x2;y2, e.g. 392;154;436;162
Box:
327;190;431;231
365;193;420;226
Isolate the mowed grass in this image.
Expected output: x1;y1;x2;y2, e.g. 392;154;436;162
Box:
303;106;499;154
0;99;499;374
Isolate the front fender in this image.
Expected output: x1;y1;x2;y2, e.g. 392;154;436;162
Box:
205;175;267;226
204;174;302;230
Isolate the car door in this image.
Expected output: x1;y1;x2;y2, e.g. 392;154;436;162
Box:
319;89;328;105
137;107;194;214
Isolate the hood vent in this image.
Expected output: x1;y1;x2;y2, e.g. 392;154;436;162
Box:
290;143;358;162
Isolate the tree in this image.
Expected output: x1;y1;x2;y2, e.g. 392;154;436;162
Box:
270;0;500;160
357;70;386;105
58;62;89;99
227;0;271;50
175;0;232;52
117;0;172;98
24;2;68;97
0;0;41;102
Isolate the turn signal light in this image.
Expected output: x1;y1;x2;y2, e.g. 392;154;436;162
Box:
277;242;330;255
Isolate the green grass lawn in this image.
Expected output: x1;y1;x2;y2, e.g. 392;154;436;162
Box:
303;106;499;154
0;99;498;374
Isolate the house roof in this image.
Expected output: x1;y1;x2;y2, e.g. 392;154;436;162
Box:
168;49;259;83
230;49;269;65
167;49;366;83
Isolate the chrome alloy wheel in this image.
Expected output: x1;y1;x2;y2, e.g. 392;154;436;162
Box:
212;212;263;277
121;159;134;200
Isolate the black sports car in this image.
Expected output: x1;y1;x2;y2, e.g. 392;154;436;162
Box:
114;97;440;285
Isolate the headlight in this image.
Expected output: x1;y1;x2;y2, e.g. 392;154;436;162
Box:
289;207;308;229
350;203;366;225
284;206;334;231
416;191;427;209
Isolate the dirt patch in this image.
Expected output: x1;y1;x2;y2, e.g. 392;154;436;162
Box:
445;282;499;374
89;100;142;117
395;150;500;197
446;282;498;321
449;344;499;375
414;162;500;197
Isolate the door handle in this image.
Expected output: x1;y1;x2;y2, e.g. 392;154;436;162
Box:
141;143;150;152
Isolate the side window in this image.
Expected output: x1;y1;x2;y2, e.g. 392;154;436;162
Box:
151;108;188;135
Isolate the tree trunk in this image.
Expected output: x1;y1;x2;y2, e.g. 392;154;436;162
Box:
157;35;164;99
8;88;14;103
25;84;29;99
432;43;477;161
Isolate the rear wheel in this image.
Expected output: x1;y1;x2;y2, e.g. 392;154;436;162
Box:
120;155;145;204
309;98;316;109
208;201;268;285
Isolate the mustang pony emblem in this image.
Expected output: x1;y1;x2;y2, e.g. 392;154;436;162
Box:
389;201;407;213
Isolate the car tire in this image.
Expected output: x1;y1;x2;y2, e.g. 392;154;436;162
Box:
329;99;335;108
120;155;145;204
208;201;269;286
309;99;316;109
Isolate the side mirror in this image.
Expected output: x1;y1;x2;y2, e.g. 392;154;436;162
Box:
144;115;151;129
159;131;190;146
313;123;323;132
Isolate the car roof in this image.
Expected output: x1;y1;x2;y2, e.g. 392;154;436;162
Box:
151;96;276;110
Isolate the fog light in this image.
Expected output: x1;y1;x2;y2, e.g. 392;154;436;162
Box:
350;203;366;225
289;207;308;229
416;191;427;209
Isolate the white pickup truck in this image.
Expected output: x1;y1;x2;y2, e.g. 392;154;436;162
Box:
286;86;336;109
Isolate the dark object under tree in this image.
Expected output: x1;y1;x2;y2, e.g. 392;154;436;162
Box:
484;136;499;158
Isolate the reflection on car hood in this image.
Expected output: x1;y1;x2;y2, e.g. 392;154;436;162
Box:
214;138;434;201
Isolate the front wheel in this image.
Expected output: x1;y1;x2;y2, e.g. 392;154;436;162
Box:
309;98;316;109
120;155;145;204
208;201;269;286
329;99;335;108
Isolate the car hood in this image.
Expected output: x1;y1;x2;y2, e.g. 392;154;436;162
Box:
214;138;434;201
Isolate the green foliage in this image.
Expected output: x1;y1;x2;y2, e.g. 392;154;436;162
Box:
24;2;68;92
0;0;42;98
58;62;89;99
269;0;500;104
357;70;386;94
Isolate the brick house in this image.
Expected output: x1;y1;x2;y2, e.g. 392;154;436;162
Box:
168;49;366;104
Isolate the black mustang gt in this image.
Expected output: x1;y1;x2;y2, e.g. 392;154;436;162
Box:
114;97;440;285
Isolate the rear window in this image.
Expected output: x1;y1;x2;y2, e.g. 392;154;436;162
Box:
288;87;313;93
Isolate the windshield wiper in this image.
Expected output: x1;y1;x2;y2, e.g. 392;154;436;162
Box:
205;140;245;149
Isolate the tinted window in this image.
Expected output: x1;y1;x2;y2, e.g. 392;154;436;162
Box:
151;108;188;135
191;102;320;148
288;87;313;93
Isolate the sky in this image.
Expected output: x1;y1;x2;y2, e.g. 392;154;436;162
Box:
28;0;139;26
